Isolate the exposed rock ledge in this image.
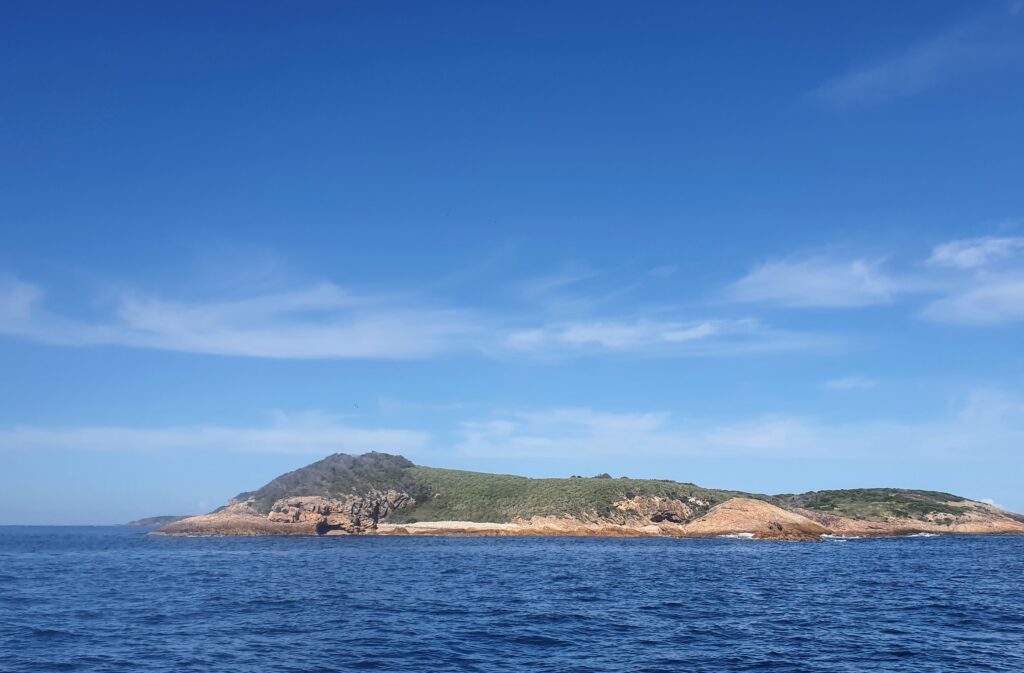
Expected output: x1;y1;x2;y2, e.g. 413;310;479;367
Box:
155;452;1024;541
160;490;414;537
157;497;894;541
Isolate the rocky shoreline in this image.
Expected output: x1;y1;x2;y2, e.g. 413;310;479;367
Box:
152;452;1024;542
156;494;1024;541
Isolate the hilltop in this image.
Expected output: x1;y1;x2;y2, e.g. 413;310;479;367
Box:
159;452;1024;540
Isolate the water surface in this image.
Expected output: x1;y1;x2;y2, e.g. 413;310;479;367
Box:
2;527;1023;672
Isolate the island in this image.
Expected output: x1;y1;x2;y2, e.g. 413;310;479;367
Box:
124;515;191;527
157;452;1024;540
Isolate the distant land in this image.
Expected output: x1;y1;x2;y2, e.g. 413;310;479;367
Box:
158;452;1024;541
124;515;190;527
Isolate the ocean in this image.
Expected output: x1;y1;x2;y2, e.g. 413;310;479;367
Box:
2;527;1023;672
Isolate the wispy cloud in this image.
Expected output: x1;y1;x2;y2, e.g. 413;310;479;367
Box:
0;272;824;360
808;6;1024;106
8;230;1021;362
0;411;429;456
503;318;824;357
920;276;1024;325
919;234;1024;324
0;278;480;359
5;390;1020;464
457;408;835;460
724;233;1024;326
515;263;648;316
725;257;899;308
456;389;1024;462
927;236;1024;269
822;376;878;391
0;277;41;322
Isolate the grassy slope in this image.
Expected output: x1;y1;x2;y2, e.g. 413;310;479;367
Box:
391;467;748;523
779;488;971;521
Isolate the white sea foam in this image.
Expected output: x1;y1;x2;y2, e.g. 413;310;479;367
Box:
821;534;862;541
718;532;755;539
906;532;939;538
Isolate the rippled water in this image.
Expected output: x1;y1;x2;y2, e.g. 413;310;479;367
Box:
2;527;1023;672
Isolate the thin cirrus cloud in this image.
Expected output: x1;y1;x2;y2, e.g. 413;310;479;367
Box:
6;232;1021;362
725;257;899;308
822;376;878;391
926;236;1024;269
0;411;430;456
0;277;480;359
0;274;820;360
919;277;1024;325
502;318;830;357
808;5;1024;106
724;234;1024;326
919;235;1024;325
2;390;1020;463
455;389;1024;463
454;408;831;460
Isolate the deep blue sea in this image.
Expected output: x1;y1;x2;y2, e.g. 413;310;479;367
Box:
2;527;1023;672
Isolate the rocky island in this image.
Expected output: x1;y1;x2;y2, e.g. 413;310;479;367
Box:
158;452;1024;541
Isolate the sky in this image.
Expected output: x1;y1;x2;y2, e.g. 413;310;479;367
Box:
2;1;1023;524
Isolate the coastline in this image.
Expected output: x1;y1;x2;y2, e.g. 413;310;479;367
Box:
154;495;1024;541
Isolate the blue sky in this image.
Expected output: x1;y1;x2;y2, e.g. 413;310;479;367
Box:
2;1;1024;523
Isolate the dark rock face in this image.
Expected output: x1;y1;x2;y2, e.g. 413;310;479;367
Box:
266;490;416;534
235;452;421;515
612;495;699;524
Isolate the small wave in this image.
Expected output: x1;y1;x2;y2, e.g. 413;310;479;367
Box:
906;532;939;538
821;534;862;541
28;627;75;639
717;532;755;539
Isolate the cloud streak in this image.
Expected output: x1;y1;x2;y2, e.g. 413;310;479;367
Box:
4;392;1022;488
920;277;1024;325
927;236;1024;269
502;318;822;357
455;389;1024;462
822;376;878;391
724;233;1024;326
808;6;1024;106
0;275;821;360
0;411;429;456
725;257;899;308
920;235;1024;325
0;279;480;359
6;230;1021;363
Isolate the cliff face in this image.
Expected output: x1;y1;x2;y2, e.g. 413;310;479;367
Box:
267;491;415;534
157;452;1024;540
163;490;416;536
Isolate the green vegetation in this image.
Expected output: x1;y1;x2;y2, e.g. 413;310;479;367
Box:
231;452;984;524
392;467;737;523
780;488;969;522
